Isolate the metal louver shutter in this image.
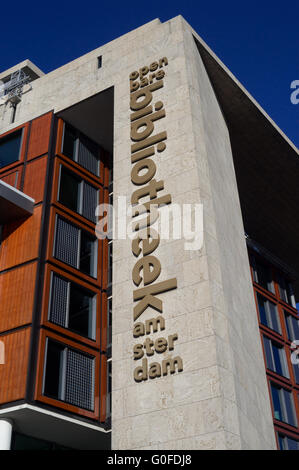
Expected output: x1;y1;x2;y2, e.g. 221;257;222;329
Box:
65;349;95;411
54;217;79;268
49;274;68;327
82;182;98;222
78;136;99;175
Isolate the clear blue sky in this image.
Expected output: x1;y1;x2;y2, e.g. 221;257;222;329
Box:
1;0;298;147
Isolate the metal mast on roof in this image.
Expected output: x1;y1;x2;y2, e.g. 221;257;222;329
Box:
0;69;31;103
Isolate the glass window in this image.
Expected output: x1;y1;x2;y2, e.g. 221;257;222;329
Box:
278;433;299;450
43;340;65;400
257;293;281;333
59;166;81;213
285;312;299;342
278;275;296;308
292;363;299;384
43;339;95;411
263;336;289;378
252;258;274;293
68;283;96;339
49;273;96;340
106;360;112;420
62;123;100;176
0;129;22;169
108;241;113;287
80;230;97;277
62;124;77;160
107;296;112;357
54;216;97;278
58;165;98;222
270;383;297;427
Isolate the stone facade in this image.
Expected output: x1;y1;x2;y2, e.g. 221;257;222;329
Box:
0;16;278;449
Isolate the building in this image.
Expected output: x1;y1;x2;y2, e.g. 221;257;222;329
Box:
0;16;298;450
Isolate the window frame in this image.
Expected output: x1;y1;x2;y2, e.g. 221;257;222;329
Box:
48;271;97;341
277;432;299;450
41;264;102;348
256;292;281;335
42;338;95;411
0;128;24;170
263;335;290;379
278;274;297;309
47;207;101;285
249;248;299;446
270;381;298;428
58;163;100;223
284;311;299;343
0;124;28;174
35;329;100;419
61;122;101;177
51;157;102;229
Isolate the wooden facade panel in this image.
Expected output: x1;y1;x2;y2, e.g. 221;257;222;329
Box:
27;113;52;161
23;156;47;203
0;262;37;332
0;205;42;271
0;168;20;189
0;327;31;404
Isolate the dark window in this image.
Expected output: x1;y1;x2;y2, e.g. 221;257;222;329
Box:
49;273;96;340
263;336;289;378
270;383;297;427
278;275;296;308
54;216;97;277
285;312;299;342
0;129;22;169
68;283;95;339
82;181;98;222
59;167;81;213
62;124;77;160
62;124;100;176
278;433;299;450
107;296;112;357
252;257;274;293
257;293;281;333
43;339;95;411
292;362;299;384
43;340;65;400
80;230;97;276
97;56;102;69
106;360;112;420
108;241;113;287
58;165;98;222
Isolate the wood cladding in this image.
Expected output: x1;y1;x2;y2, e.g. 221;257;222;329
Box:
0;168;20;189
0;113;110;424
23;156;48;203
0;262;37;332
0;327;31;404
0;205;42;271
27;113;52;161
